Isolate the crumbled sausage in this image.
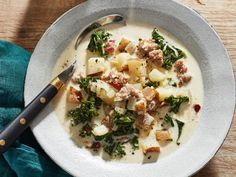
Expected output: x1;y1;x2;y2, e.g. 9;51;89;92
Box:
101;71;127;90
178;74;192;87
174;61;187;74
136;39;163;66
114;84;143;102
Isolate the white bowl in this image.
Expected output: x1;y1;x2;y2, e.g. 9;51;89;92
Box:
24;0;235;177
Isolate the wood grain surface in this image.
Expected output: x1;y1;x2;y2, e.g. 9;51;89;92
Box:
0;0;235;176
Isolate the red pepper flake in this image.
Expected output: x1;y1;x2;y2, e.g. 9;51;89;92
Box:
105;40;115;55
91;142;101;149
194;104;201;113
110;82;123;90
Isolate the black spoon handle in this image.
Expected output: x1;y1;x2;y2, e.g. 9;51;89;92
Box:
0;77;63;154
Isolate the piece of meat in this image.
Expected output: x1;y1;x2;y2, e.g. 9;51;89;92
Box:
101;71;127;90
114;84;143;102
174;61;187;74
147;99;159;112
105;40;115;55
148;49;164;65
68;86;82;103
137;39;158;58
136;39;163;66
178;74;192;87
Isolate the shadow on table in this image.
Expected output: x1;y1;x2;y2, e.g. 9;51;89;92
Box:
13;0;85;52
193;161;218;177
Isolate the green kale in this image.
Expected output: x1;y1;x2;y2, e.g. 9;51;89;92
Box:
87;29;111;57
167;78;177;87
164;95;189;113
130;135;139;150
175;119;185;141
103;142;126;157
96;133;126;157
79;123;92;137
145;81;159;88
78;77;97;93
113;111;134;125
164;114;174;127
152;28;186;70
67;96;98;125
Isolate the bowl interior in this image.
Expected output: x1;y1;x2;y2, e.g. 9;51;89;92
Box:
24;1;235;177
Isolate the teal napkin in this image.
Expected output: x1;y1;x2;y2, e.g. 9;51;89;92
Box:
0;40;71;177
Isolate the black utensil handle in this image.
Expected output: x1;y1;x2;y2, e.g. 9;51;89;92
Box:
0;84;59;154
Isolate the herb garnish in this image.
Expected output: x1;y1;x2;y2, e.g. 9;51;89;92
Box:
93;111;139;157
145;81;159;88
78;77;97;93
164;95;189;113
164;114;174;127
79;123;92;137
68;95;98;126
152;28;186;70
87;29;111;57
175;119;185;141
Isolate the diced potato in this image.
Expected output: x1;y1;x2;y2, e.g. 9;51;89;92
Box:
149;69;165;82
67;86;82;103
143;113;154;126
127;97;138;110
143;146;160;154
87;57;105;75
92;124;109;136
155;88;172;101
127;59;146;80
135;99;146;111
131;83;143;90
155;130;172;141
90;80;116;104
125;42;136;54
142;87;156;101
117;38;131;51
111;53;131;71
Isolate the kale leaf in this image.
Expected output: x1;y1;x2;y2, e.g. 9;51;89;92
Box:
87;29;111;57
175;119;185;141
67;96;98;126
152;28;186;70
145;81;160;88
164;114;174;127
78;77;97;93
164;95;189;113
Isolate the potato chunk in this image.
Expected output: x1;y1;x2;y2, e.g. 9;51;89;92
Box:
92;124;109;136
111;53;131;71
87;57;105;75
117;38;131;52
149;69;165;82
142;87;156;101
90;80;116;104
155;130;172;141
127;59;146;81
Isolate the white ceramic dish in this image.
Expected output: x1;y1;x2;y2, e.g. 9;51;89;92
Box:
24;0;235;177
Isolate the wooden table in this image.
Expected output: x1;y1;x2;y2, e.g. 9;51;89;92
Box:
0;0;235;176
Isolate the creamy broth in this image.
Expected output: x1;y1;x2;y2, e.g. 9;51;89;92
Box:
52;21;203;163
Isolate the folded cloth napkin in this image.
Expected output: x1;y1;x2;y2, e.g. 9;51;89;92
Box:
0;40;71;177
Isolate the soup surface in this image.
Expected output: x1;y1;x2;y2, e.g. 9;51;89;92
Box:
52;21;203;163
